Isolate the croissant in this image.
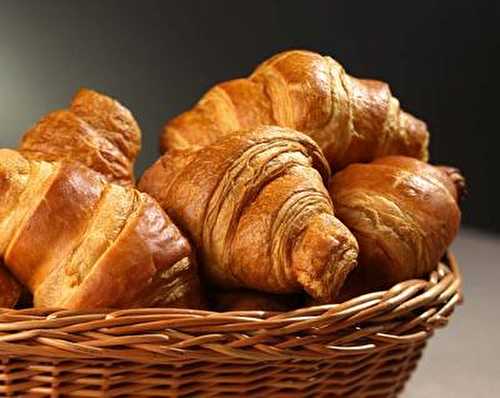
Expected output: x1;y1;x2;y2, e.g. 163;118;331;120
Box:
0;149;202;309
161;50;429;170
0;265;21;308
140;126;359;303
19;88;141;186
329;156;463;295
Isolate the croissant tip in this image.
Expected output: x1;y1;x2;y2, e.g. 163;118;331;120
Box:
292;213;359;303
438;166;467;203
72;87;98;101
400;111;430;161
452;171;467;203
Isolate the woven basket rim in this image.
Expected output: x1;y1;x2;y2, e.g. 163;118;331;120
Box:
0;252;462;363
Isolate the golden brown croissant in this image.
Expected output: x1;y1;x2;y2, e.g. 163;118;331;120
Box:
329;156;463;295
140;126;359;303
161;50;429;170
0;149;202;309
19;88;141;186
0;265;22;308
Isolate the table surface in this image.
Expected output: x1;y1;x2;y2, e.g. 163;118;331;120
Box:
404;228;499;398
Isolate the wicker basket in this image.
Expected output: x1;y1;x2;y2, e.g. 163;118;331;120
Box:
0;253;462;398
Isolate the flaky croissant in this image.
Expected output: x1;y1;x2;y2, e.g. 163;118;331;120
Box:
0;149;202;309
161;50;429;170
140;126;358;303
19;88;141;186
3;89;143;308
329;156;463;295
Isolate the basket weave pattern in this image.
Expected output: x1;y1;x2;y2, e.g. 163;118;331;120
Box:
0;255;461;397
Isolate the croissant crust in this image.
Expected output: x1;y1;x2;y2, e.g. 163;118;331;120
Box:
330;156;462;294
0;149;201;309
162;50;429;170
141;126;359;302
20;88;141;186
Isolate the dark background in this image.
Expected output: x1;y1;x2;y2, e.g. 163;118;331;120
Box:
0;1;498;232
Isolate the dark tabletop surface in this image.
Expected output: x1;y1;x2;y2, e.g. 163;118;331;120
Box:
405;228;499;397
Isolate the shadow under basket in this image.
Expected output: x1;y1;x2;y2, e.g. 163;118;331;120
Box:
0;253;462;398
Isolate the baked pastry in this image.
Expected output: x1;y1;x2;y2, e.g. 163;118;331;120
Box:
7;89;144;308
140;126;359;303
0;265;22;308
0;149;202;309
20;88;141;186
161;50;429;170
329;156;463;295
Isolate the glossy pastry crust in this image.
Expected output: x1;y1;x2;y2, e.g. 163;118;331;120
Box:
161;50;428;170
20;88;141;186
0;149;201;309
329;156;462;294
140;126;359;303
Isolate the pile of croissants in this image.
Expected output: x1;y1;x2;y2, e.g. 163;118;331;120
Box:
0;50;464;312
